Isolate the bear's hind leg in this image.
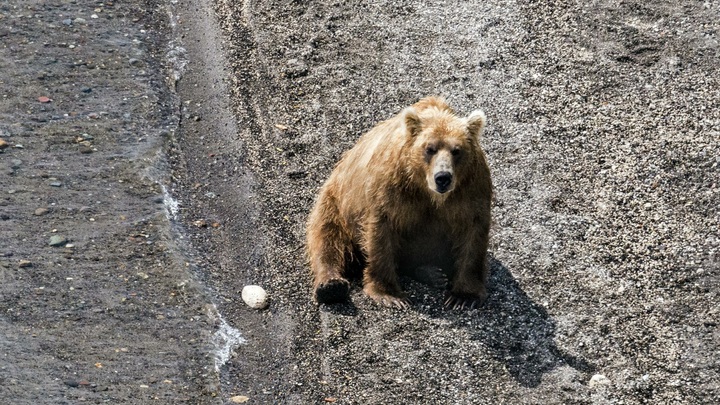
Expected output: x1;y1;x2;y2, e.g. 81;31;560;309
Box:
307;215;352;304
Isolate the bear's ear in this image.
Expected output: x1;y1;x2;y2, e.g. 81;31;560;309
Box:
466;109;487;140
403;107;422;137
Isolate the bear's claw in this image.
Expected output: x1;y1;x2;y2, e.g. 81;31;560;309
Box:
444;293;484;310
364;288;412;309
315;278;350;304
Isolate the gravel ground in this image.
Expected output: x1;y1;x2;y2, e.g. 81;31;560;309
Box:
2;0;718;404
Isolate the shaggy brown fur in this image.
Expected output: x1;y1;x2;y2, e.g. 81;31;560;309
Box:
306;97;492;309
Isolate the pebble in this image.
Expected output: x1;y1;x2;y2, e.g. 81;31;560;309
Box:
49;181;62;187
589;374;611;388
0;139;8;149
49;235;68;247
241;285;268;309
62;18;73;26
129;58;144;67
74;17;87;24
287;169;307;179
11;159;22;169
34;208;49;216
18;260;32;268
230;396;250;403
284;58;309;78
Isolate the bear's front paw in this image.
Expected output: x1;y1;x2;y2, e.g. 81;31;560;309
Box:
315;278;350;304
364;286;411;309
444;290;486;310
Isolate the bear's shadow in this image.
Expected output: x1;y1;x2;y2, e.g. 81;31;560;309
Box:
416;255;594;387
321;254;594;388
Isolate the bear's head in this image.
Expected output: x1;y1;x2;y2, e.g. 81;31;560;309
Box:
403;101;487;201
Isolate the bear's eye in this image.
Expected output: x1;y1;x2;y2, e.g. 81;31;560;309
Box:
451;147;461;156
425;146;437;156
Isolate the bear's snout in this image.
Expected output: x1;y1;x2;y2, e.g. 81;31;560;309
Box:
434;172;453;193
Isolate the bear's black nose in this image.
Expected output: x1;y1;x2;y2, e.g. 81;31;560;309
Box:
434;172;452;192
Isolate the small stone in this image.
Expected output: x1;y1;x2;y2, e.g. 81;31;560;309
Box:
38;96;52;103
18;260;32;268
0;139;8;149
230;396;250;403
64;380;80;388
49;235;68;247
283;58;309;78
589;374;611;388
74;17;87;24
287;169;307;179
62;18;73;26
80;146;94;154
241;285;268;309
34;208;49;216
10;159;22;169
81;87;92;93
49;181;62;187
129;58;143;67
90;14;99;19
0;213;9;220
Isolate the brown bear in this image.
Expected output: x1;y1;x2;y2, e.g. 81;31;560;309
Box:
306;96;492;309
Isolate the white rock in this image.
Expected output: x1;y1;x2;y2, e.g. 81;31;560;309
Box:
589;374;611;388
241;285;268;309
